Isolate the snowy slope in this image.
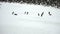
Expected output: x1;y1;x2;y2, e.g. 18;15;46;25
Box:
0;2;60;34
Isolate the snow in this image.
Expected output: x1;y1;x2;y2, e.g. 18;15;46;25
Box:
0;2;60;34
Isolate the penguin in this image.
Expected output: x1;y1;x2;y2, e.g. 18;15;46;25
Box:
27;12;29;15
12;11;17;15
48;12;52;16
41;12;44;17
14;13;17;15
38;13;40;16
24;12;29;15
12;12;14;15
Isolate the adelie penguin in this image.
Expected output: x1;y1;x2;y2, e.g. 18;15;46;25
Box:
12;11;17;15
41;12;44;17
24;12;29;15
38;13;40;16
14;13;17;15
12;12;14;15
48;12;52;16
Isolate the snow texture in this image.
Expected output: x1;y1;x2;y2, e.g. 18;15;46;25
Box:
0;2;60;34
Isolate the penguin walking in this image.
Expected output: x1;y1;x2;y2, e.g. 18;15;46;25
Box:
12;11;17;15
27;12;29;15
24;12;29;15
48;12;52;16
38;13;40;16
41;12;44;17
12;12;14;15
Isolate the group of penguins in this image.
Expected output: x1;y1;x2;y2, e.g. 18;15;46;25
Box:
12;11;52;17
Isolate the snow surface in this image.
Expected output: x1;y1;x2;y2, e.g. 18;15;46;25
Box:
0;2;60;34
